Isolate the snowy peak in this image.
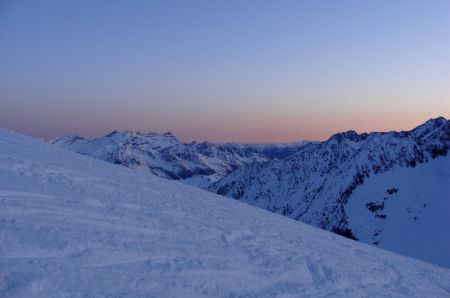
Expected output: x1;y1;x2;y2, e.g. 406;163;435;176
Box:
51;135;85;144
411;116;448;133
326;117;450;144
328;130;367;143
52;130;181;151
407;117;448;141
102;130;180;147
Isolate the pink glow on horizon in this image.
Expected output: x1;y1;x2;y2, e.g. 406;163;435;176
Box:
8;112;447;144
174;114;450;143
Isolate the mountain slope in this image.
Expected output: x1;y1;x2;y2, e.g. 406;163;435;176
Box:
345;157;450;267
1;128;449;297
52;131;307;188
210;117;450;267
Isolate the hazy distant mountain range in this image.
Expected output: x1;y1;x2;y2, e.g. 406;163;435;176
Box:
51;131;309;188
52;117;450;267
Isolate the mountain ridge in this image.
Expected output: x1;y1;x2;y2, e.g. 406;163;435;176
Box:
51;130;310;187
210;117;450;267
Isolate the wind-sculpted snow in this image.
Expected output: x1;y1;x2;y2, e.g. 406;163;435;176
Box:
52;131;307;188
210;117;450;267
1;128;449;297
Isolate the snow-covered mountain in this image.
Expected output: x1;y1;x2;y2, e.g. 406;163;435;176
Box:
1;128;449;297
210;117;450;268
52;131;307;188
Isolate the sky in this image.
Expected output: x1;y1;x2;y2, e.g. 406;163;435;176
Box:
1;0;449;143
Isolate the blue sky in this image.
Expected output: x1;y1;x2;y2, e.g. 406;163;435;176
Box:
1;0;449;142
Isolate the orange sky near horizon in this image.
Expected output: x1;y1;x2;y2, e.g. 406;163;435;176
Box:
1;1;449;143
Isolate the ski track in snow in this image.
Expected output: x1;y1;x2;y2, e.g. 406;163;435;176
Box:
1;128;450;297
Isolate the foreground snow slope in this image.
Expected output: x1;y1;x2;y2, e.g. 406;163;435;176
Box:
1;129;449;297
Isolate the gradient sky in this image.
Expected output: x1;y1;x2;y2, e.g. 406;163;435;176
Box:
1;0;449;143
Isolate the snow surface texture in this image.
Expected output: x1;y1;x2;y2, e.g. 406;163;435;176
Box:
51;131;308;188
1;129;450;297
210;117;450;268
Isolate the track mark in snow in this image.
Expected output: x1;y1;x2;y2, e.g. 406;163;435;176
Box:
85;199;106;208
0;190;54;199
220;229;254;245
84;256;152;268
120;203;141;210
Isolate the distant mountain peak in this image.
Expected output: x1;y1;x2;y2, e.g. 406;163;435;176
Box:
410;117;449;139
328;130;367;143
50;135;85;144
102;130;180;141
104;130;125;137
418;116;447;128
